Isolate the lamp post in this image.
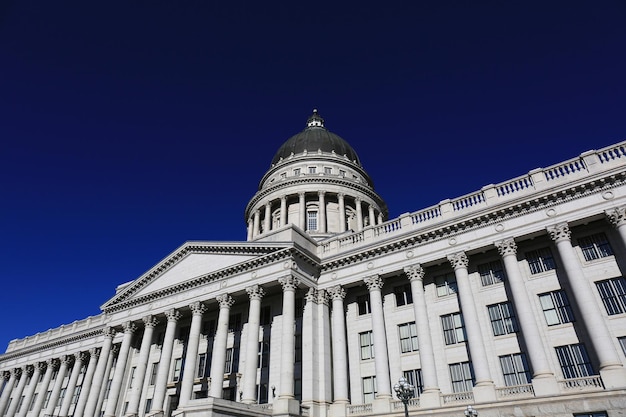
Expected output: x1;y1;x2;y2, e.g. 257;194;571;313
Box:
393;377;415;417
465;405;478;417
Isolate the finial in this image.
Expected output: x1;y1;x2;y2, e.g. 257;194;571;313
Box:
306;109;325;128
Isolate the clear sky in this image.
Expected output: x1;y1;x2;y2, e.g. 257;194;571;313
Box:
1;1;626;350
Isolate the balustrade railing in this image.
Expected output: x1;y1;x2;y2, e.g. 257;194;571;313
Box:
559;375;604;391
391;397;420;410
496;384;535;398
496;176;534;196
543;158;587;181
441;391;473;404
346;403;373;415
597;143;626;163
451;191;485;211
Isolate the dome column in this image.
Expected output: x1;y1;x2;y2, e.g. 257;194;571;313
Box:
368;205;375;227
253;210;260;238
299;192;306;230
338;193;346;233
355;198;364;231
318;191;327;233
247;218;253;240
264;201;271;234
280;195;287;227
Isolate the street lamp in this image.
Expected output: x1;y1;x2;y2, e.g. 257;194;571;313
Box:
393;377;415;417
465;405;478;417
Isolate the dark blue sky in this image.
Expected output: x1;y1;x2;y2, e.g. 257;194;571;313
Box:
1;1;626;350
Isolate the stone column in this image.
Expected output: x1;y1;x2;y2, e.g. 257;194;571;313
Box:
104;321;137;417
548;223;626;388
338;193;346;233
318;191;327;233
151;309;181;414
5;366;28;417
316;290;333;405
377;213;383;225
17;363;43;417
46;354;73;415
364;275;392;400
327;286;349;405
95;345;118;416
209;295;235;399
0;369;17;415
606;206;626;246
73;348;99;417
404;264;441;407
247;218;254;240
368;205;375;228
448;252;496;401
278;275;300;399
30;359;57;417
253;210;260;238
59;352;86;416
301;288;317;407
355;198;364;231
280;195;287;227
179;302;207;405
83;327;115;417
495;239;559;394
127;315;159;416
242;287;264;403
264;201;272;234
299;192;306;230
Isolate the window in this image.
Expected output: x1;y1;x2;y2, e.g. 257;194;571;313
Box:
307;210;318;231
487;302;518;336
15;396;24;413
308;166;316;174
360;331;375;360
398;322;419;353
441;313;466;345
324;167;332;174
58;387;66;403
71;386;81;404
104;379;112;399
539;290;575;325
149;363;158;385
449;362;474;393
499;353;531;386
280;172;286;179
197;353;207;378
28;393;37;411
172;358;182;382
579;233;613;261
478;260;505;286
357;295;371;315
403;369;423;395
362;376;377;403
293;168;301;176
555;344;594;378
574;413;608;417
203;320;216;337
122;402;129;415
339;169;346;177
144;399;152;414
619;336;626;356
295;334;302;363
394;284;413;306
128;366;136;388
43;391;52;408
525;247;556;274
228;313;242;332
595;277;626;315
225;348;234;373
260;306;272;325
258;341;270;368
435;273;457;297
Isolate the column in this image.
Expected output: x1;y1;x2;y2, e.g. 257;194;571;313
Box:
495;239;559;393
355;198;364;231
59;352;86;416
0;369;17;415
280;195;287;227
606;206;626;246
316;290;333;404
46;354;72;415
5;366;28;417
377;213;383;225
327;286;349;404
363;275;392;399
18;363;43;417
318;191;327;233
299;192;306;230
264;202;272;234
404;265;441;407
338;193;346;233
73;348;99;417
83;327;116;417
368;205;375;228
151;309;181;414
95;345;118;416
242;286;264;403
253;210;260;238
30;359;57;417
209;295;235;399
278;275;300;399
301;288;317;406
448;252;496;401
179;302;207;405
104;321;137;417
127;315;159;416
247;218;254;240
548;223;626;388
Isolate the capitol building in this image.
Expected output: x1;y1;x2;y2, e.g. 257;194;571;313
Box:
1;111;626;417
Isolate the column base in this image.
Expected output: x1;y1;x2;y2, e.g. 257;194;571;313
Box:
472;382;496;403
600;366;626;389
418;389;441;408
272;397;300;417
371;397;392;414
531;374;559;396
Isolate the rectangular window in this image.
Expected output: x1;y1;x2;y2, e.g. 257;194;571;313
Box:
555;344;594;378
357;294;371;315
203;320;216;337
360;331;375;360
43;390;52;408
144;399;152;414
619;336;626;356
339;169;346;177
525;247;556;274
477;260;506;286
595;277;626;315
539;290;575;325
362;376;377;403
149;363;158;385
435;273;458;297
122;402;129;415
308;166;317;174
307;211;318;231
173;358;182;382
58;387;66;403
449;362;474;393
225;348;234;374
260;306;272;326
258;341;270;369
104;379;112;399
197;353;206;378
441;313;466;345
579;233;613;261
398;322;419;353
487;302;518;336
499;353;531;386
228;313;242;332
128;366;136;388
28;393;37;411
394;284;413;306
15;396;24;413
71;386;81;404
293;168;301;176
324;167;332;174
403;369;423;395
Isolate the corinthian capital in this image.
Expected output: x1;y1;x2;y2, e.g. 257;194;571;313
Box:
122;321;138;334
364;275;384;292
327;285;346;301
606;206;626;228
165;309;182;322
217;293;236;308
143;315;159;328
245;285;265;301
317;289;329;306
189;301;208;316
547;222;571;242
305;287;318;304
279;275;300;292
102;326;116;339
447;252;469;270
495;238;517;257
36;361;47;373
404;264;425;282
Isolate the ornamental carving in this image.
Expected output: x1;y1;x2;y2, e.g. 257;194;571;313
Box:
36;361;47;373
60;355;74;366
305;288;318;304
88;347;99;360
327;285;346;301
404;264;425;282
606;206;626;228
122;321;138;334
189;301;208;316
11;367;22;378
279;275;300;292
24;365;34;377
46;358;59;370
74;352;86;363
165;309;182;322
245;285;265;301
102;327;116;338
143;315;159;328
217;294;236;308
364;275;384;292
447;252;469;270
495;238;517;256
547;222;571;242
317;289;329;306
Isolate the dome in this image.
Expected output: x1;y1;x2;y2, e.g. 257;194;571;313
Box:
271;110;361;166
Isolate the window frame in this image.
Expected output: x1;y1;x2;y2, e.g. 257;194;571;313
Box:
578;233;613;261
499;353;531;386
539;290;575;325
441;312;466;345
398;322;419;353
555;343;594;379
394;284;413;306
595;277;626;315
435;273;458;297
487;302;518;336
449;362;474;393
477;260;506;286
525;247;556;274
359;331;375;360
